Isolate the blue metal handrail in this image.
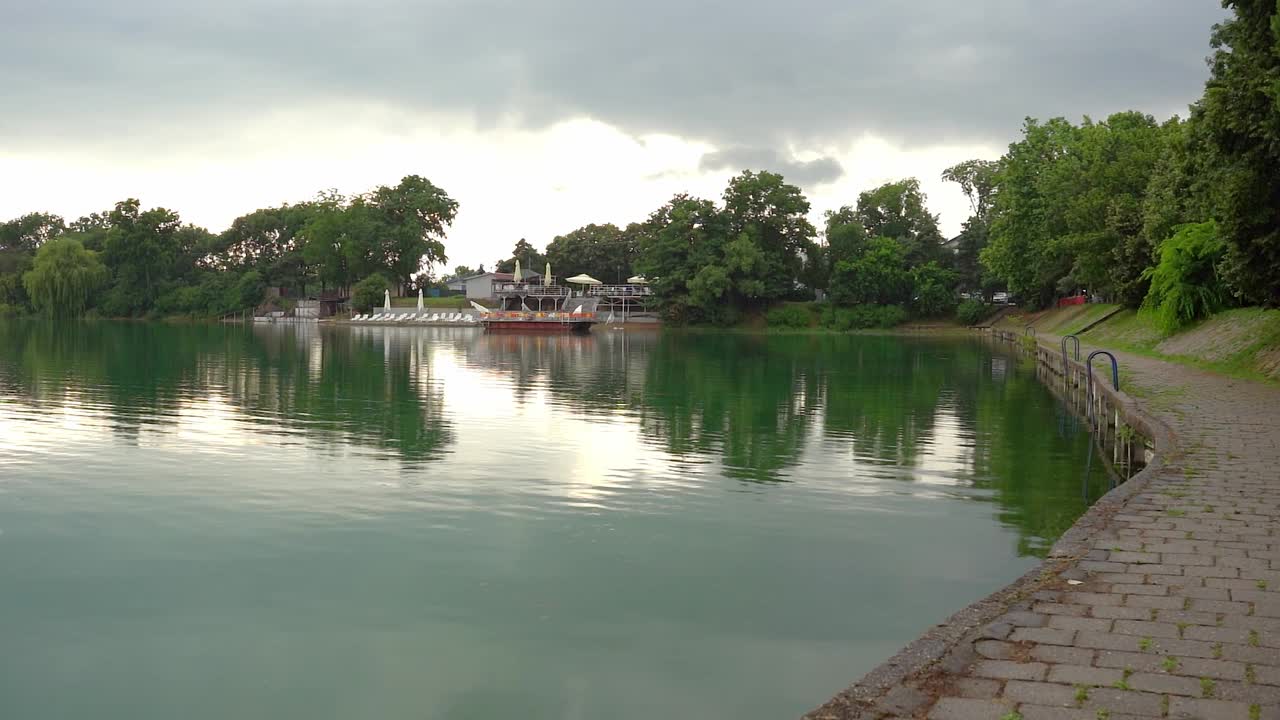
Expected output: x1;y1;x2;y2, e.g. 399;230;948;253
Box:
1087;350;1119;391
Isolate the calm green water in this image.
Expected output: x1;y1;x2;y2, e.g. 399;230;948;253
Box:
0;322;1108;720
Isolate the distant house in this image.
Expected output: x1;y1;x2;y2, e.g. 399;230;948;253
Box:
942;234;963;253
454;271;545;299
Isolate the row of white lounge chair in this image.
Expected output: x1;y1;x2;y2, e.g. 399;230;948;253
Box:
351;312;480;324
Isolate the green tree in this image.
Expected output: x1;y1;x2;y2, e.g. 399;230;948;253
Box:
1199;0;1280;304
943;160;1001;296
854;179;944;266
829;237;911;307
1141;221;1228;334
721;170;817;302
368;175;457;291
351;273;391;313
634;194;731;324
99;199;184;315
495;238;545;275
22;236;109;318
910;262;958;317
545;223;637;283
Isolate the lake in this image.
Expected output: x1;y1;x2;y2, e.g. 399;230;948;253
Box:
0;321;1108;720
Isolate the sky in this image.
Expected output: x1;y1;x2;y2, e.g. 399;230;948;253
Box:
1;0;1228;271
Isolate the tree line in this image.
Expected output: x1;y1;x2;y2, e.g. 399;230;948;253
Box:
1;175;456;319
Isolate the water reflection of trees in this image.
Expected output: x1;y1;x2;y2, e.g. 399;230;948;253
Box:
0;321;453;463
0;322;1106;555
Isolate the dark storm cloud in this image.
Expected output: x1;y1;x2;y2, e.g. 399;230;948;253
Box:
1;0;1226;157
699;148;844;185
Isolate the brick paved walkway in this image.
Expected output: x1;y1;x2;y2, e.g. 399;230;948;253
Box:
816;338;1280;720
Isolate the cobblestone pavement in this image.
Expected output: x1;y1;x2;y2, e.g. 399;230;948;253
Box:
819;340;1280;720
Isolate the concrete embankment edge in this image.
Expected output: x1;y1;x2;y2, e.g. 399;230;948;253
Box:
802;330;1180;720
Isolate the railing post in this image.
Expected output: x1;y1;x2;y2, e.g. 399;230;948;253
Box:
1061;334;1081;374
1025;325;1037;338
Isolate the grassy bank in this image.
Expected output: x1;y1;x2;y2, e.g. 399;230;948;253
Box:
389;295;470;309
1004;304;1280;384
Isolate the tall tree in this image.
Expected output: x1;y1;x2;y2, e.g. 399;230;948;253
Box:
23;236;109;318
100;199;184;315
495;239;545;275
634;194;731;324
1199;0;1280;304
720;170;817;303
854;179;944;266
545;223;637;283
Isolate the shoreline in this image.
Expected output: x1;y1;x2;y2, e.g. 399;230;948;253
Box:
804;328;1181;720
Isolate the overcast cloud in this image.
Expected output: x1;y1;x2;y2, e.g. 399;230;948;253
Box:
0;0;1228;264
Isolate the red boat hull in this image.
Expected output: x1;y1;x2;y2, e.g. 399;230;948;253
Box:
482;319;594;334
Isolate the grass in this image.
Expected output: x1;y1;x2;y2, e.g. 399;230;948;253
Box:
1082;307;1280;385
1200;677;1216;698
1075;685;1090;705
390;295;470;309
1248;630;1260;647
1162;655;1179;672
1139;636;1154;651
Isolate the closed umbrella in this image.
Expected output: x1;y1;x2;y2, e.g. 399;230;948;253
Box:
383;289;391;311
545;262;552;286
417;288;423;311
513;259;523;283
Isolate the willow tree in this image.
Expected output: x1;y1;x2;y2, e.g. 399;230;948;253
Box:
23;236;109;318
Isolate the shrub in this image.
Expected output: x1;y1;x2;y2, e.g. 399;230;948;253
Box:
1141;221;1227;335
956;299;991;326
910;262;958;317
766;304;813;329
820;304;906;330
352;273;391;313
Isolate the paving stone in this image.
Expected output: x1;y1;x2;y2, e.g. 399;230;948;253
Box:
1126;595;1186;609
1066;592;1124;607
1095;650;1168;673
1000;611;1050;628
928;697;1011;720
1166;656;1248;681
976;640;1016;660
1112;551;1163;564
1080;688;1166;717
1114;619;1182;638
1114;583;1170;596
1048;616;1114;633
1075;631;1145;652
1093;606;1159;620
1034;603;1090;617
1167;697;1253;720
1010;627;1077;646
973;660;1048;681
1030;645;1095;666
1002;681;1079;707
1046;664;1124;686
951;677;1004;700
1126;672;1204;696
877;686;933;716
1016;706;1095;720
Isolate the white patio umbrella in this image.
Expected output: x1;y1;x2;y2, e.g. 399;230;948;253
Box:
383;289;391;311
545;262;552;286
626;275;648;284
565;274;602;286
512;259;523;282
417;288;424;311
